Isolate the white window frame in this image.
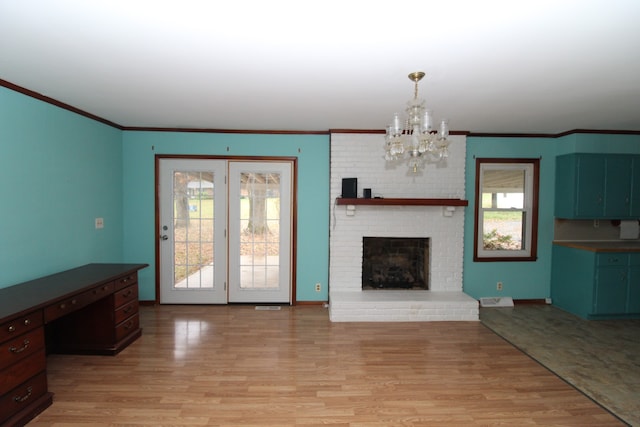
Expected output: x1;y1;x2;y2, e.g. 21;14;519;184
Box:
474;158;539;262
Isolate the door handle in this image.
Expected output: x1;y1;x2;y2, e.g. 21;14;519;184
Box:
160;235;169;241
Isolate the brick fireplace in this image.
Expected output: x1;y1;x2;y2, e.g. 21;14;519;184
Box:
328;132;479;322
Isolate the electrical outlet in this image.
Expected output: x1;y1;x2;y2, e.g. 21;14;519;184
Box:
497;281;503;291
95;217;104;229
315;283;321;292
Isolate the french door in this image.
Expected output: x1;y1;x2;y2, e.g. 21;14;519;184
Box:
228;161;292;303
158;158;292;304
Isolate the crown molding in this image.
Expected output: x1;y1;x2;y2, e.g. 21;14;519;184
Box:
0;78;123;129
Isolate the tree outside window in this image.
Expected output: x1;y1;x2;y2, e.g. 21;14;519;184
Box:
473;158;540;261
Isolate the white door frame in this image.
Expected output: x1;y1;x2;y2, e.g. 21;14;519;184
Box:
155;155;297;304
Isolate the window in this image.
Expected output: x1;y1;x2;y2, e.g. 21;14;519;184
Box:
473;158;540;261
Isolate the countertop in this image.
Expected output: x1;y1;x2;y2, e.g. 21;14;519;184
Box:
553;240;640;252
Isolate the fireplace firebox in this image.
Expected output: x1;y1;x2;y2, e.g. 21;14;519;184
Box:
362;237;429;290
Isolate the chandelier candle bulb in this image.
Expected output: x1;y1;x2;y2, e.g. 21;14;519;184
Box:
392;114;402;136
439;119;449;139
421;110;433;133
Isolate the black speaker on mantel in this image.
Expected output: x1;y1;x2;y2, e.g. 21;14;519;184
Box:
341;178;357;198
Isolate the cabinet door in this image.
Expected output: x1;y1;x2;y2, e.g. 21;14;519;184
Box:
604;155;633;217
575;155;606;217
551;245;597;319
630;156;640;217
555;154;578;218
594;254;628;314
627;254;640;314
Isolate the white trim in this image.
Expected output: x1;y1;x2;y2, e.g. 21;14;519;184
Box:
477;162;535;258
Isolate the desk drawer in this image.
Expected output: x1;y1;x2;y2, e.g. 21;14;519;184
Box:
0;349;45;395
44;282;115;322
0;327;45;368
0;371;48;424
114;284;138;309
115;300;138;325
0;312;43;343
115;272;138;291
115;314;139;342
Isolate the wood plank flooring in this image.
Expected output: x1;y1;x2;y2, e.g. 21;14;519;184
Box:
29;305;624;426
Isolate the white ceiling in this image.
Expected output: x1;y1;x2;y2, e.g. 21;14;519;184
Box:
1;0;639;134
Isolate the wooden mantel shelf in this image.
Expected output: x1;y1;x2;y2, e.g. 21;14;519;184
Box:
336;198;468;207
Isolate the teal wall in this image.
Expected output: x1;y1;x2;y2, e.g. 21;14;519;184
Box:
0;87;124;288
463;137;557;299
3;83;639;302
121;131;330;302
463;133;640;300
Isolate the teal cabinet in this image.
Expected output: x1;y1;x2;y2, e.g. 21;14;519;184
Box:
604;155;634;217
628;254;640;313
555;153;640;219
631;164;640;217
594;254;629;314
555;154;604;218
551;245;640;319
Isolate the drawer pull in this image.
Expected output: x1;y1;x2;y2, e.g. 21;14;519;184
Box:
5;319;31;333
94;286;107;294
13;386;33;403
60;298;77;309
123;290;133;297
123;305;134;314
9;339;30;353
124;320;134;330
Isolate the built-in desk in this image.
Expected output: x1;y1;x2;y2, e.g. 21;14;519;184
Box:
0;263;148;427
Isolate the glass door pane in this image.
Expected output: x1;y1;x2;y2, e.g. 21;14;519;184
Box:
173;171;215;289
239;171;281;289
228;161;292;303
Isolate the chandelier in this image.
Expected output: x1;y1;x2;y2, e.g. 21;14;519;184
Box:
384;72;451;173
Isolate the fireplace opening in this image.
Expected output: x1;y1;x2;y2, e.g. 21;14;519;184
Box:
362;237;430;290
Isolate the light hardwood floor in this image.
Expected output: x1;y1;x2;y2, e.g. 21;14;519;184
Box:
28;305;625;426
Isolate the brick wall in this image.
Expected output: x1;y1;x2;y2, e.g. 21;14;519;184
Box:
329;133;467;294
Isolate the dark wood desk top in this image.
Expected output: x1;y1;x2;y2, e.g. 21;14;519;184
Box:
0;263;148;322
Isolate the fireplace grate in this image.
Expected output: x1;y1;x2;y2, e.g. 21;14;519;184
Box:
362;237;429;291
